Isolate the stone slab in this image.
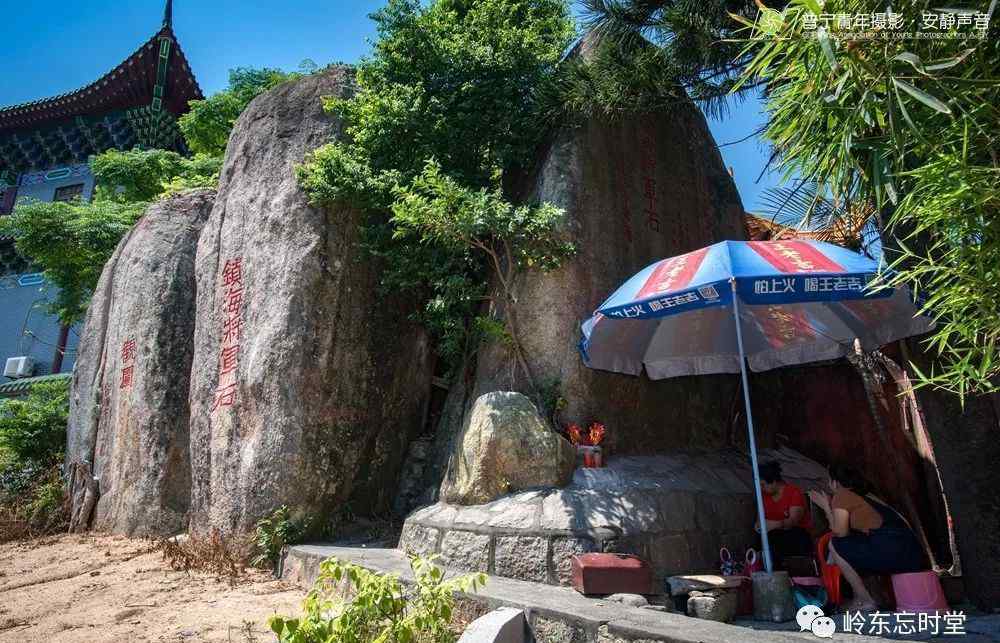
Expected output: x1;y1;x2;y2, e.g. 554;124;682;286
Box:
459;607;528;643
282;544;938;643
666;575;744;596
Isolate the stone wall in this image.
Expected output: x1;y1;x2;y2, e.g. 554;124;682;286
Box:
400;451;832;587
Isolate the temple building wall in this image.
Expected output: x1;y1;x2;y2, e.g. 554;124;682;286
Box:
14;164;95;205
0;163;94;378
0;275;78;376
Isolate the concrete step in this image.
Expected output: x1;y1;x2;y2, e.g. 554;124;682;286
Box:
279;544;945;643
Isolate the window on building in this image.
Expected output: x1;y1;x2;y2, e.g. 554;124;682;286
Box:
53;183;85;202
0;188;15;216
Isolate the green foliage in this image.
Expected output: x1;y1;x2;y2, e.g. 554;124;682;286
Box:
581;0;762;119
0;380;70;541
334;0;574;186
0;463;68;542
25;466;65;519
269;554;486;643
252;505;315;569
90;148;221;202
299;0;576;378
547;35;690;122
391;160;575;272
180;67;300;156
735;0;1000;395
0;200;144;324
0;380;69;466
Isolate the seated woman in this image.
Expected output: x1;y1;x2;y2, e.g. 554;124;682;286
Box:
809;464;926;611
757;461;813;569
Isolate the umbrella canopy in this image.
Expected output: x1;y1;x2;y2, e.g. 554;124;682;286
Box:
581;239;934;378
579;239;934;574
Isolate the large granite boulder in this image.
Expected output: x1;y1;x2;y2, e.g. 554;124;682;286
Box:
66;188;215;536
188;66;433;533
408;39;748;512
464;59;746;459
440;391;575;505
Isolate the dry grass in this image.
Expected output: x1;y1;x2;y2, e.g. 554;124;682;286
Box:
0;467;69;545
158;529;256;585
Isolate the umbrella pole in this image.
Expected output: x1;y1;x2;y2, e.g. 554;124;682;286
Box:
730;278;774;574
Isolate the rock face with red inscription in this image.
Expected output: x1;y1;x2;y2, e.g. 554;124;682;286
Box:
66;188;215;536
187;66;433;533
453;46;747;461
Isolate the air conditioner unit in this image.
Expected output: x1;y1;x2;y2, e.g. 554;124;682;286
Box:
3;356;35;379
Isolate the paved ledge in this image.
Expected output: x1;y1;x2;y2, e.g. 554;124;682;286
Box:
280;544;949;643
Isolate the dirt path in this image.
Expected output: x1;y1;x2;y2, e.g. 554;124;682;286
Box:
0;534;303;642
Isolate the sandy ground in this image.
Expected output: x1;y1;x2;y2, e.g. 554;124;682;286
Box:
0;534;303;642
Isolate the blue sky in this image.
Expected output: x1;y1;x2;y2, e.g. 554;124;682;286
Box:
0;0;782;210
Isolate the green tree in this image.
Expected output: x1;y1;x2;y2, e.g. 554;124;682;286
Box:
392;160;575;387
179;67;298;156
734;0;1000;395
89;148;221;202
298;0;576;380
0;199;144;324
579;0;765;118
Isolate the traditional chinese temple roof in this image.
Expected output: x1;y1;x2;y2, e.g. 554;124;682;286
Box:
744;213;809;241
0;373;71;399
0;1;202;180
744;212;867;250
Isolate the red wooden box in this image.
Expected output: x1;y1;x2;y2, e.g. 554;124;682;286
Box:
570;553;653;595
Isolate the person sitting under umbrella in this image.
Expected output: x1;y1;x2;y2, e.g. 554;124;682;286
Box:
756;461;813;569
809;464;927;611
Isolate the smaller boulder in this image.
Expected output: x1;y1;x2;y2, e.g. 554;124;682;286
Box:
440;392;575;505
606;593;649;608
687;590;738;623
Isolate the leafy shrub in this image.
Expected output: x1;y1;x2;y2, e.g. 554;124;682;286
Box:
297;0;576;380
0;380;69;466
269;554;486;643
252;505;315;569
0;381;70;543
0;464;68;543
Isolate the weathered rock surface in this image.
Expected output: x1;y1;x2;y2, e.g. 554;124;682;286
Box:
687;590;738;623
188;66;433;533
440;392;575;506
66;188;215;536
429;39;747;480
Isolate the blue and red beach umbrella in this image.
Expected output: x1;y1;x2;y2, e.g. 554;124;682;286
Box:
580;239;934;573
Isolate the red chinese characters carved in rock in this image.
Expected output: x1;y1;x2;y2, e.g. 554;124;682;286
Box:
119;338;136;390
212;258;245;411
638;127;661;234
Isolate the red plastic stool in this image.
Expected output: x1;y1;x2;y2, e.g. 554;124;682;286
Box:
817;532;842;606
891;570;948;613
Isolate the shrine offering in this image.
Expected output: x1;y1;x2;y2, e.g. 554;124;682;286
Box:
565;421;607;468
